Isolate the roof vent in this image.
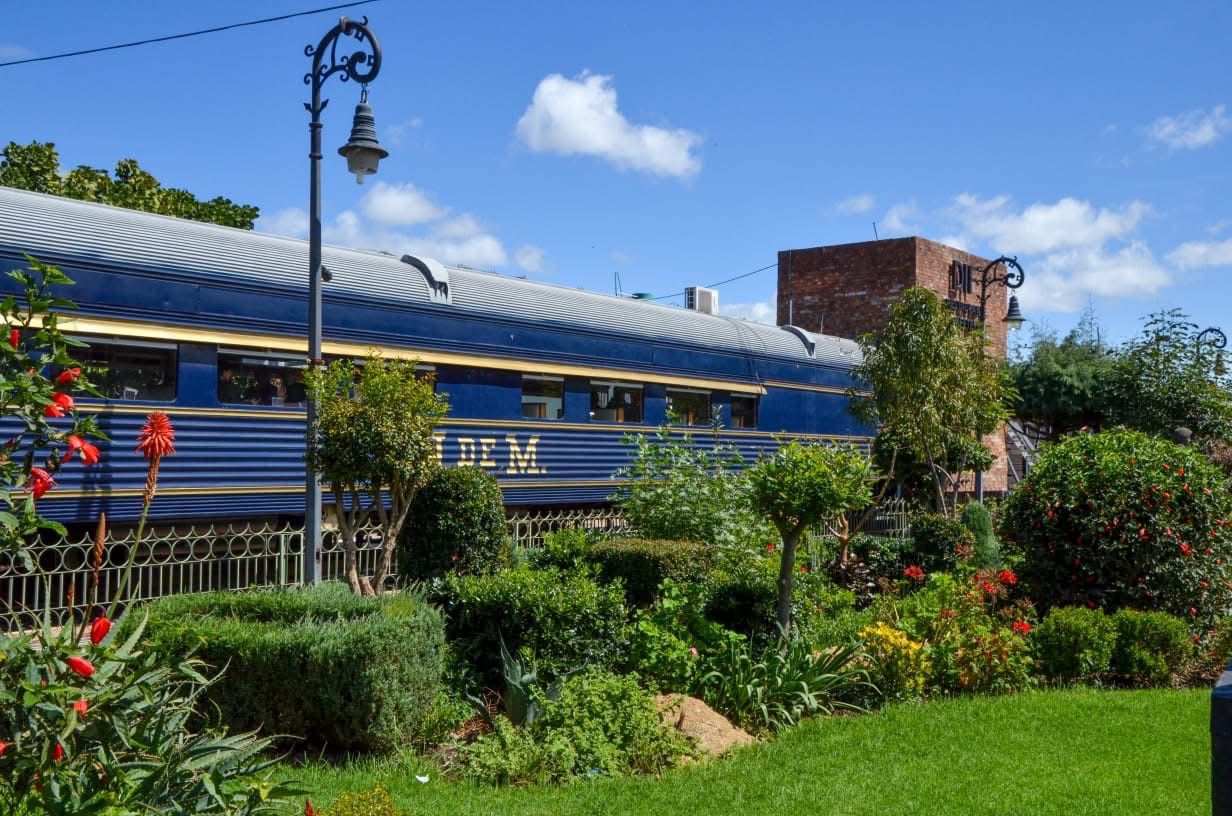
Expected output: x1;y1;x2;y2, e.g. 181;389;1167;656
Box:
684;285;719;315
400;254;451;304
779;325;816;357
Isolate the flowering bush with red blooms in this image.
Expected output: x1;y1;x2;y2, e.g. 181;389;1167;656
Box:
903;565;926;582
1001;428;1232;626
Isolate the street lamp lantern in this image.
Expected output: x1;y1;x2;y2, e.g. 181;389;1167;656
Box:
338;91;388;183
1003;294;1025;330
302;16;385;584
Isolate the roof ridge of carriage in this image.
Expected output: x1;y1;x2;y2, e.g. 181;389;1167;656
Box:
0;185;861;368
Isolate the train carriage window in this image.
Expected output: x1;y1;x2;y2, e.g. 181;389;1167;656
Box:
218;350;307;407
666;388;711;426
589;380;643;423
522;375;564;419
731;395;758;429
63;336;177;402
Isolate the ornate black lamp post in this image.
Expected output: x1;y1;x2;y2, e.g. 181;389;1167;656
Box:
973;255;1026;501
303;17;387;584
1197;327;1228;378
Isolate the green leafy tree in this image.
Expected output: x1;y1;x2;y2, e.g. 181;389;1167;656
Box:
850;287;1014;514
747;442;873;632
1011;312;1114;436
1100;309;1232;444
0;141;259;229
306;354;449;595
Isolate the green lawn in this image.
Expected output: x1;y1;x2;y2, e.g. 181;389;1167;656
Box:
280;689;1210;815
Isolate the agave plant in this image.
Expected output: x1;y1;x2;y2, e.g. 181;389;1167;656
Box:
467;636;564;727
699;635;875;733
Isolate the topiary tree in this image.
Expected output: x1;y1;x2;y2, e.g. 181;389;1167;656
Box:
399;466;511;580
747;442;873;632
1001;427;1232;625
306;354;448;595
960;501;1002;568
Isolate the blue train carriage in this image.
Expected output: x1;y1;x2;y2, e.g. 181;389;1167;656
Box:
0;186;873;529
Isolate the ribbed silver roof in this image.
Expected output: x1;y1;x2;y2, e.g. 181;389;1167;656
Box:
0;187;860;367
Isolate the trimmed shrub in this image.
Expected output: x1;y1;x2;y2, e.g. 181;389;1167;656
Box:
431;567;627;683
852;534;916;583
1030;606;1116;683
1001;428;1232;622
909;513;977;572
129;584;444;753
1110;609;1191;685
704;567;776;637
587;538;713;606
322;787;404;816
525;527;593;571
399;466;511;580
960;501;1002;568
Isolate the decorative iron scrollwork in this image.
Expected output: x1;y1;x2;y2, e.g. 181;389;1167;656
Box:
303;16;382;114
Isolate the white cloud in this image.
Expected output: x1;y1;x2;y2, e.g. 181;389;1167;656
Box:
834;194;875;215
384;117;422;146
1022;241;1170;312
360;181;446;226
0;44;31;60
257;207;309;238
256;182;517;270
514;244;546;273
948;194;1150;255
515;72;702;179
1146;104;1231;150
881;202;920;235
721;301;776;324
1206;218;1232;236
1167;238;1232;270
610;250;632;264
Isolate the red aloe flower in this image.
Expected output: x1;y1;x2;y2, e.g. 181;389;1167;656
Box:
56;367;82;385
73;699;88;718
765;543;775;552
7;328;17;349
903;565;925;581
1011;619;1032;635
0;740;8;756
90;616;111;645
52;743;64;762
997;569;1018;586
136;411;175;460
66;656;94;678
29;467;54;499
64;434;100;466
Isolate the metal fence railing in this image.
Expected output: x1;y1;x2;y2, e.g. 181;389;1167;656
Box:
506;507;630;550
849;497;911;540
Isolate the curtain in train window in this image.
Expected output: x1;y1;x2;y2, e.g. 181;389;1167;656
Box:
218;351;306;407
522;375;564;419
730;395;758;429
666;388;711;426
65;336;178;402
589;380;643;423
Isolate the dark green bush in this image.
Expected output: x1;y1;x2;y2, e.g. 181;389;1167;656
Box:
1001;428;1232;623
960;502;1002;568
525;527;593;571
129;584;444;753
851;534;916;583
431;567;627;684
1110;609;1191;685
704;567;776;637
1030;606;1116;683
587;538;713;606
399;466;511;580
909;513;977;572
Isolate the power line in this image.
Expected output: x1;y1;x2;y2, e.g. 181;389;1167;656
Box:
650;262;778;301
0;1;381;69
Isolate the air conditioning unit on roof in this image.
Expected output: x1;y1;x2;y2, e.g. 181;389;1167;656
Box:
684;285;719;315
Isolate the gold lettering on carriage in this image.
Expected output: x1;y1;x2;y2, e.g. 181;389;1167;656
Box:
427;433;545;475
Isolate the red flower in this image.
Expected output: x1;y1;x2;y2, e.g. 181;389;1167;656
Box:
136;412;175;460
29;467;54;499
56;367;81;385
903;565;925;581
0;740;7;756
766;543;775;552
7;328;17;349
980;580;997;595
1200;580;1210;589
52;743;64;762
1011;619;1032;635
90;616;111;645
1180;542;1194;557
799;564;809;574
73;699;88;718
305;801;318;816
43;392;75;418
66;656;94;678
997;569;1018;586
1178;467;1185;477
64;434;100;466
1189;607;1198;617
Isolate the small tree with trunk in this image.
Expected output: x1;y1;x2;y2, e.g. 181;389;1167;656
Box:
748;441;873;633
306;354;448;595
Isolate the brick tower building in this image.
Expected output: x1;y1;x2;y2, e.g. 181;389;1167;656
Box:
776;236;1011;493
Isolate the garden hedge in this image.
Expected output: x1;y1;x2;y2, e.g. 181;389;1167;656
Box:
399;466;511;580
126;584;444;753
1110;609;1191;685
586;538;713;606
431;566;627;683
1030;606;1117;683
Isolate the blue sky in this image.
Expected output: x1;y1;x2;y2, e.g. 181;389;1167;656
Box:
3;1;1230;348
